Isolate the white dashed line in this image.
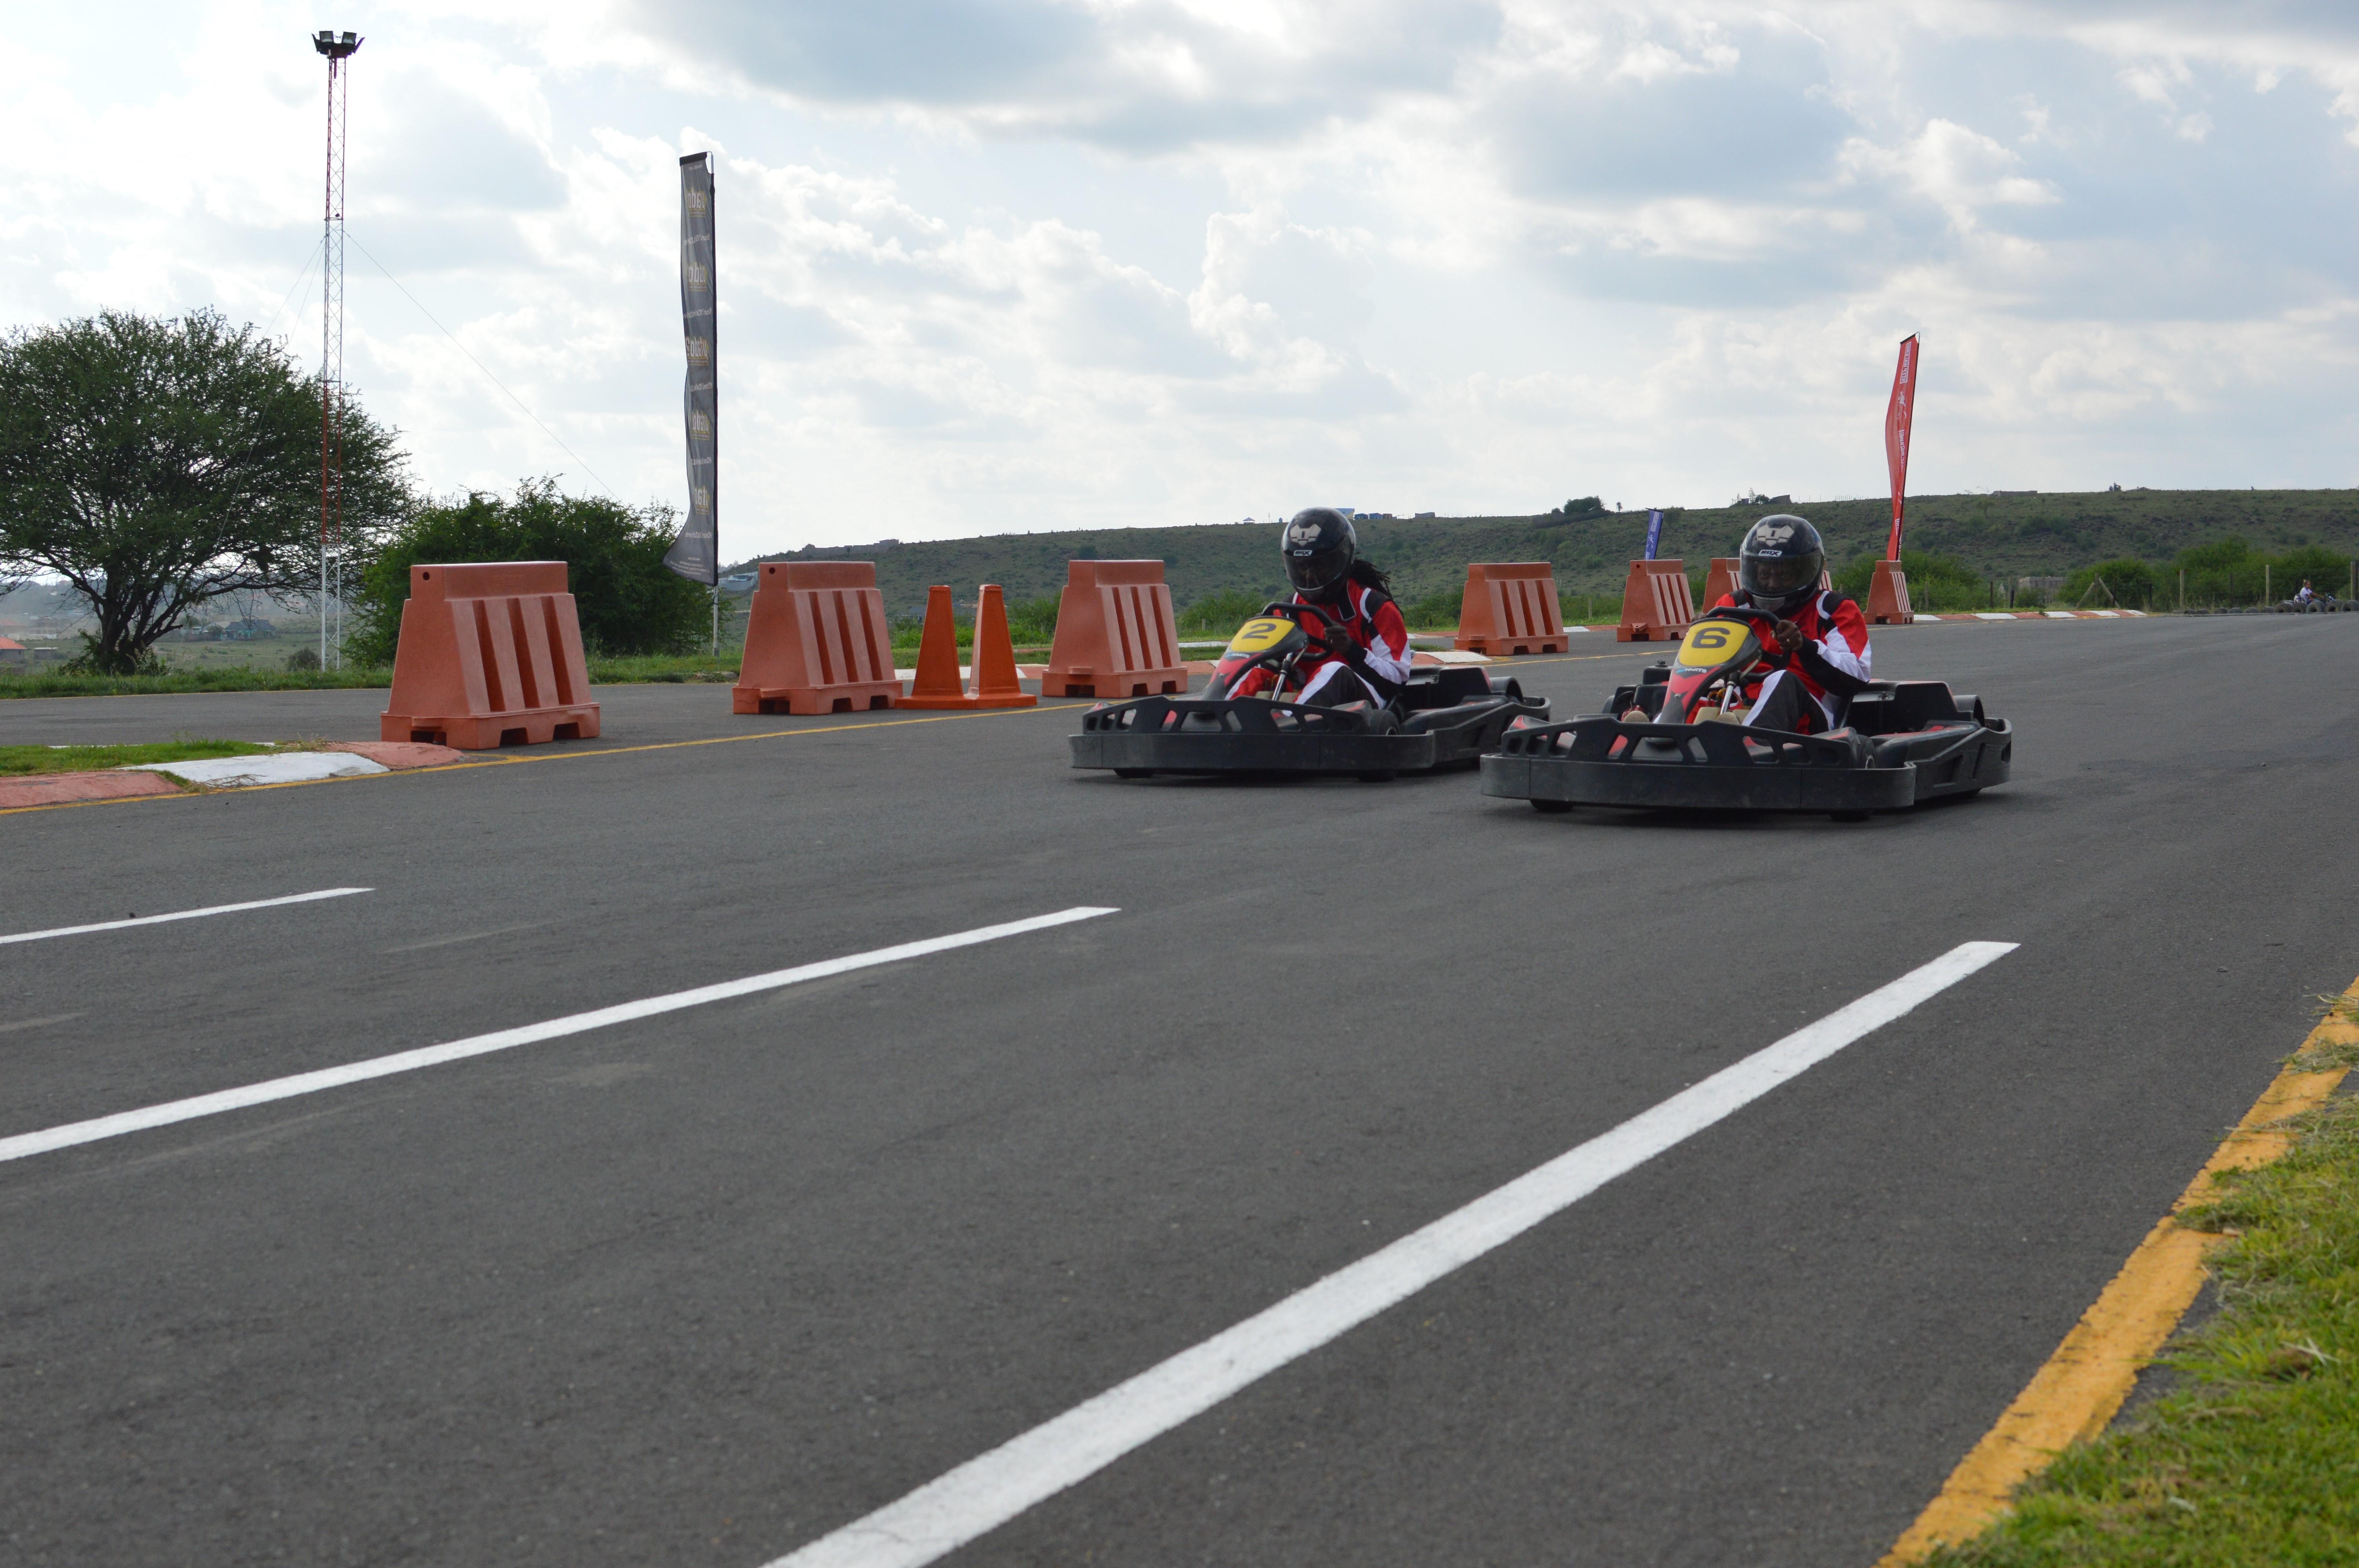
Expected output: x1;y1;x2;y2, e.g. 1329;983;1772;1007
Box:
0;888;374;947
763;940;2020;1568
0;906;1118;1165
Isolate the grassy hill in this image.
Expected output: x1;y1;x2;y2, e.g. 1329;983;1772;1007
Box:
739;487;2359;622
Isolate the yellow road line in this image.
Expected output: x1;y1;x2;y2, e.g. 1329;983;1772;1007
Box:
0;702;1087;818
1876;980;2359;1565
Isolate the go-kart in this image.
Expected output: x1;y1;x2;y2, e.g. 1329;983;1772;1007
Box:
1479;605;2011;819
1070;602;1549;782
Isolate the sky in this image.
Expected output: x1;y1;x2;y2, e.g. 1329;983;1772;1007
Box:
5;2;2359;557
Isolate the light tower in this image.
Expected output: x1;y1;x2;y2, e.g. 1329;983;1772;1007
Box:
313;29;361;669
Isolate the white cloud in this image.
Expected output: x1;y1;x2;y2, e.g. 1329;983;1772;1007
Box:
5;0;2359;558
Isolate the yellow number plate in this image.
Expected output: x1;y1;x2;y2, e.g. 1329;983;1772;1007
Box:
1227;617;1296;655
1675;619;1752;669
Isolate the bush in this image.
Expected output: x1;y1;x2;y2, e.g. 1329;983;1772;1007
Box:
1834;549;1988;612
2061;557;2159;607
2272;545;2351;601
2175;535;2259;575
346;479;709;664
284;645;322;671
1176;587;1276;635
2163;535;2339;606
1401;588;1460;628
1005;595;1059;645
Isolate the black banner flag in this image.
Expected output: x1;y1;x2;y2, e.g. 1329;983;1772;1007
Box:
665;152;718;584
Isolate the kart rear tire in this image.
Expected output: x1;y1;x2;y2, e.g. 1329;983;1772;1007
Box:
1531;799;1573;813
1356;771;1398;783
1115;768;1154;779
1828;809;1870;822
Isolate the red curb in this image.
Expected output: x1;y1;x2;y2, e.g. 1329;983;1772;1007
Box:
0;771;185;809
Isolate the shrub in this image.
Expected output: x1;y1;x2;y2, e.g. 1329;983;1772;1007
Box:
346;478;709;664
1401;588;1461;628
2174;535;2259;574
2061;558;2159;607
1834;549;1988;611
2272;544;2351;599
1176;587;1275;635
1005;595;1060;645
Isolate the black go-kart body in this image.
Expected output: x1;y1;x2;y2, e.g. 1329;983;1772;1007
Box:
1070;603;1550;782
1479;606;2012;817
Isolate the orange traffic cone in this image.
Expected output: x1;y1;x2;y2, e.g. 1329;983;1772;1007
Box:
898;584;1039;710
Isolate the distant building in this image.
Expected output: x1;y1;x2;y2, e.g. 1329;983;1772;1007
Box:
0;636;23;667
225;617;278;640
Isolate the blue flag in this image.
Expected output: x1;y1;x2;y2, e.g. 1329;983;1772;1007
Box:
1643;509;1664;561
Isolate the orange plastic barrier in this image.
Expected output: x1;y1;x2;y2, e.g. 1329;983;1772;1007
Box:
1452;563;1569;655
731;560;899;715
1616;559;1696;642
1038;560;1187;699
899;584;1038;710
380;561;600;749
1702;557;1740;610
1866;560;1915;624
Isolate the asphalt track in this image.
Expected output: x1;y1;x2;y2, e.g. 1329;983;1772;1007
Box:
2;613;2350;1567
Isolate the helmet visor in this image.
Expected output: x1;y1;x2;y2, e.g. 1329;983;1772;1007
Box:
1286;545;1350;594
1744;554;1817;597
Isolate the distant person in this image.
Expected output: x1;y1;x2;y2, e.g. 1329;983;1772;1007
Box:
1704;515;1872;733
1227;508;1411;705
2296;580;2316;606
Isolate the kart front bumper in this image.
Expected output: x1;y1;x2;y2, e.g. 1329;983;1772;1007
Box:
1479;715;2010;812
1071;694;1545;777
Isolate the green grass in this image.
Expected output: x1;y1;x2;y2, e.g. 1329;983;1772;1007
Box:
0;666;393;698
0;738;279;775
1923;1084;2359;1566
581;652;744;683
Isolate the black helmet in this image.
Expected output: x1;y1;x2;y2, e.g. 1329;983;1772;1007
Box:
1282;508;1357;598
1738;514;1825;613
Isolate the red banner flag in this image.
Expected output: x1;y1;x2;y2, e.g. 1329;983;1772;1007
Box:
1884;334;1919;559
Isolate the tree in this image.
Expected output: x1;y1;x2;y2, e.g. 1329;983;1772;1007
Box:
0;309;408;672
347;479;710;664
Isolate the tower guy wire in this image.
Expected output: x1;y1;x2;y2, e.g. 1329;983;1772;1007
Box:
262;236;324;346
343;229;620;502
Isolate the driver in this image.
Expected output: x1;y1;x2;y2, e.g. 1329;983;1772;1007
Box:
1707;514;1872;733
1228;508;1412;705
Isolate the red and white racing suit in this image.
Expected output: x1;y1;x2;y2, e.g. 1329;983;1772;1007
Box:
1710;588;1872;731
1231;581;1414;705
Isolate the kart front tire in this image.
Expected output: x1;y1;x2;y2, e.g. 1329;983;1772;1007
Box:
1829;809;1870;822
1115;768;1154;779
1531;799;1573;813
